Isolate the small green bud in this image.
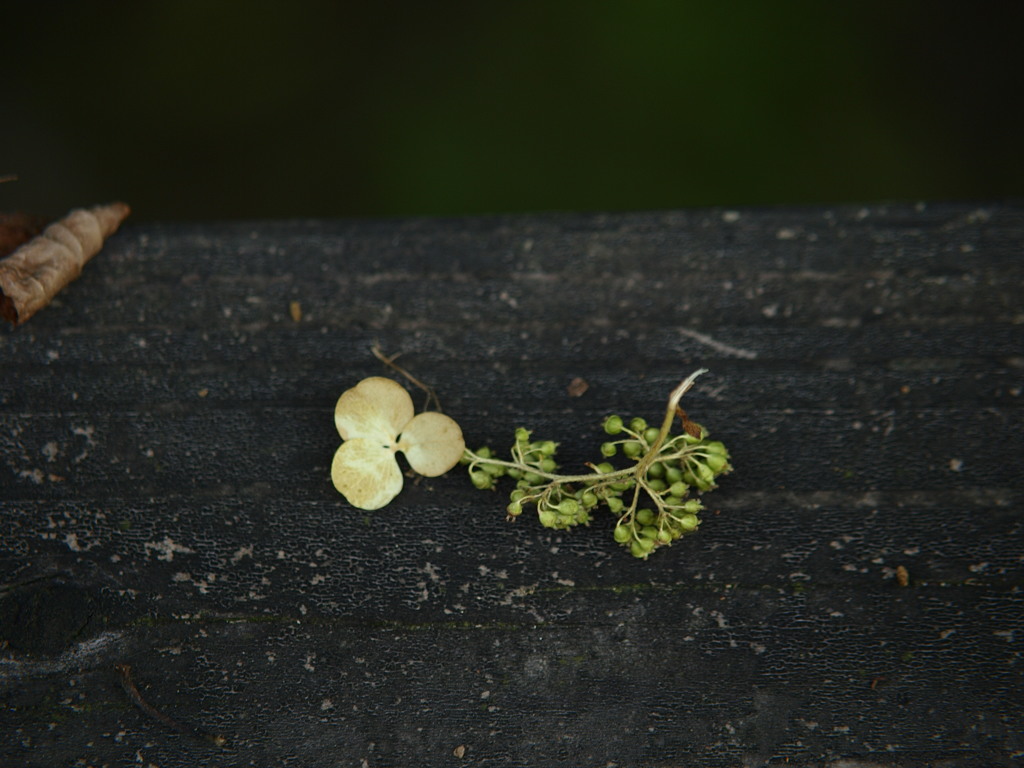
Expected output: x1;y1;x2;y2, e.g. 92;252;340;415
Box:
647;462;666;479
475;446;494;459
600;442;617;458
595;462;615;475
640;525;659;540
665;465;684;484
631;537;655;557
705;453;729;473
603;415;624;435
581;491;598;508
524;472;544;485
536;441;557;456
636;508;656;526
507;467;523;480
470;471;493;490
622;441;643;458
683;499;702;513
483;463;506;477
610;478;634;492
613;524;632;543
629;417;648;433
704;441;728;456
538;510;558;528
669;481;688;498
677;514;699;531
558;499;580;516
647;478;667;493
643;427;661;445
657;529;673;544
540;458;557;473
606;496;624;514
630;539;651;558
506;500;523;516
515;427;532;443
510;489;526;502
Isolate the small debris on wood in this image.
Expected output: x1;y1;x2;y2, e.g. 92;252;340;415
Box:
289;300;302;322
452;744;467;758
0;202;130;325
896;565;909;587
567;376;589;397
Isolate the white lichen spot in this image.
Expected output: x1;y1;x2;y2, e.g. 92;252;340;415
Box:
949;458;964;472
19;469;45;484
144;537;196;562
230;545;254;565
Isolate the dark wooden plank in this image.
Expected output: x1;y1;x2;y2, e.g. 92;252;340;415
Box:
2;202;1022;767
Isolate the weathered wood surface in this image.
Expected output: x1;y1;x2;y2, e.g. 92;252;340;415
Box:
1;203;1022;767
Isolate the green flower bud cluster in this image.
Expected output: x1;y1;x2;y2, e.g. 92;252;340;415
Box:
592;412;730;557
464;429;593;530
460;369;732;559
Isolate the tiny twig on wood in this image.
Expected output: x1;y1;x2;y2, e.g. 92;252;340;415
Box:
115;663;227;747
371;342;443;412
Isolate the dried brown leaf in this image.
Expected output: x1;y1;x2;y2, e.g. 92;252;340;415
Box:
0;202;130;325
0;212;51;260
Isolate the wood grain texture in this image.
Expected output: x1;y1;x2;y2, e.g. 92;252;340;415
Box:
1;203;1022;767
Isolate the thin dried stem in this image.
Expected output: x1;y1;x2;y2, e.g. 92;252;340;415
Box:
371;342;443;412
115;663;227;747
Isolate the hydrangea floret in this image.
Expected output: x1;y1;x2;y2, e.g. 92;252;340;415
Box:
331;376;465;510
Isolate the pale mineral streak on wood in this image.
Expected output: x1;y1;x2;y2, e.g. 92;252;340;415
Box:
0;202;130;325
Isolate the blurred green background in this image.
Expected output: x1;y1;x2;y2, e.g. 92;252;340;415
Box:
2;1;1022;222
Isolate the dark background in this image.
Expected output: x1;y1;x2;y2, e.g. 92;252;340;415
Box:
2;1;1023;222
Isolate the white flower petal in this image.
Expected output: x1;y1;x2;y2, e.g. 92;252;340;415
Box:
398;411;466;477
330;438;403;510
334;377;414;443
